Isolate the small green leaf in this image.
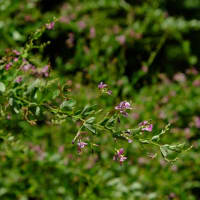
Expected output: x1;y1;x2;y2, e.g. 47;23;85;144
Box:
85;117;95;124
36;106;40;116
84;123;97;134
60;99;76;111
160;145;168;158
0;82;5;92
81;105;97;117
152;135;160;142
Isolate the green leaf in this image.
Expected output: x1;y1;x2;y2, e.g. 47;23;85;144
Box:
81;104;97;117
151;135;160;142
36;106;40;116
160;145;168;158
0;82;5;92
60;99;76;111
84;123;97;134
85;117;95;124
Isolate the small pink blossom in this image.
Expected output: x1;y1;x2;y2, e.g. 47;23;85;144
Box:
128;139;133;143
194;116;200;128
60;16;70;24
5;63;12;70
40;65;49;77
116;35;126;45
173;72;186;83
107;90;112;95
193;79;200;87
13;50;20;55
186;67;198;75
15;76;23;83
113;148;127;165
77;141;88;153
98;82;107;89
66;33;74;48
141;66;148;73
14;58;19;62
58;145;65;153
78;21;86;30
115;101;132;117
89;27;96;38
139;121;153;132
46;22;55;30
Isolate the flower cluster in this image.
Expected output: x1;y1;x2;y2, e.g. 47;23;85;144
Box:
45;22;55;30
139;121;153;132
113;148;127;165
77;141;88;153
115;101;132;117
98;82;112;95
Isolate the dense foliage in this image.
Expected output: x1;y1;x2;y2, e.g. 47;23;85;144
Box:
0;0;200;199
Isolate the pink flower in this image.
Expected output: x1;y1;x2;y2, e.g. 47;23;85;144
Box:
15;76;23;83
5;63;12;70
115;101;132;117
66;33;74;48
141;66;148;73
139;121;153;132
173;72;186;83
186;67;198;75
194;116;200;128
193;79;200;87
60;16;70;24
58;145;65;153
46;22;55;30
113;148;127;165
89;27;96;38
107;90;112;95
98;82;107;89
128;139;133;143
14;58;19;62
78;21;86;30
13;50;20;55
40;65;49;77
77;141;88;153
116;35;126;45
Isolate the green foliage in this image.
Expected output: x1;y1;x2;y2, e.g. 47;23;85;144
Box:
0;0;199;199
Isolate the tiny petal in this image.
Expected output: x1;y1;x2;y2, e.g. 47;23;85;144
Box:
118;148;124;156
128;139;133;143
13;50;20;55
46;22;55;30
15;76;23;83
98;82;107;89
5;63;12;70
107;90;112;95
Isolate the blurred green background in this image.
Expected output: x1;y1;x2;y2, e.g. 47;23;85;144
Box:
0;0;200;199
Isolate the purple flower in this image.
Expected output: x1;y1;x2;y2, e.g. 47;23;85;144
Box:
194;116;200;128
113;148;127;165
66;33;74;48
115;101;132;117
40;65;49;77
107;90;112;95
173;72;186;83
13;57;19;62
46;22;55;30
89;27;96;38
77;141;87;153
98;82;107;89
116;35;126;45
128;139;133;143
13;50;20;55
5;63;12;70
15;76;23;83
78;21;86;30
139;121;153;132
